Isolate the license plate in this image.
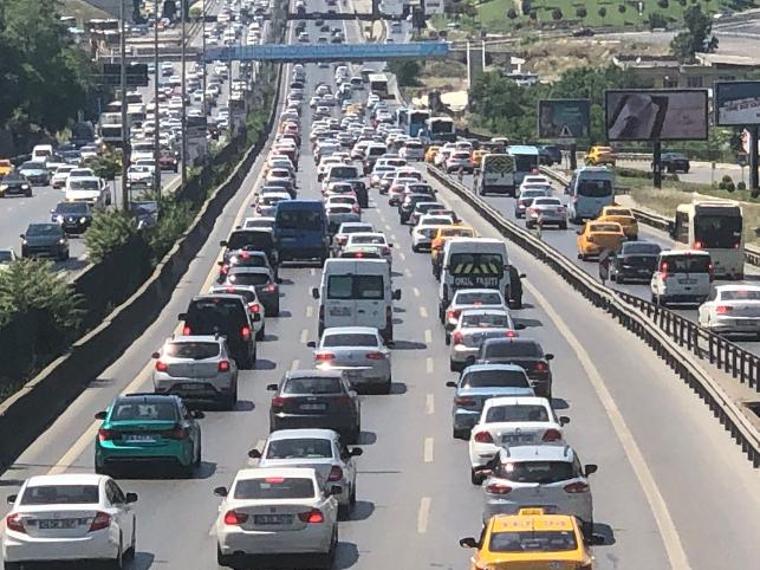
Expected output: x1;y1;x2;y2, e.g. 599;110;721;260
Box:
329;307;351;316
502;434;534;444
126;434;155;443
254;514;293;525
679;279;697;284
180;383;205;390
300;403;327;411
39;519;78;529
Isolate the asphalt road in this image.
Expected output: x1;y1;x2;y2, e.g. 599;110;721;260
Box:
2;4;760;570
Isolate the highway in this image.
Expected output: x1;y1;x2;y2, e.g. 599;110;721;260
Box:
2;3;760;570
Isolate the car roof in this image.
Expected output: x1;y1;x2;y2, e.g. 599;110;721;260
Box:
490;511;576;533
463;363;528;374
234;467;318;480
266;428;340;441
287;369;345;380
322;326;379;335
25;474;107;488
166;335;222;343
483;396;551;408
499;444;576;462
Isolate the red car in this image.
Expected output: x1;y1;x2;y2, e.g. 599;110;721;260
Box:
158;152;178;172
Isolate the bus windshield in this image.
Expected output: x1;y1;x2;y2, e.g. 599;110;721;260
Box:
513;154;537;172
694;214;742;249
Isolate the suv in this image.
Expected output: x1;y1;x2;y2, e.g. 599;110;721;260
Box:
584;145;616;166
479;445;598;539
650;250;712;307
178;294;257;369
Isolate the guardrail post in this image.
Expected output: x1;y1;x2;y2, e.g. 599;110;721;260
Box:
740;352;746;384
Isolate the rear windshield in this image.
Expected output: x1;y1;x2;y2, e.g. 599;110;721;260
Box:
456;291;503;305
462;369;529;388
623;243;661;255
229;253;267;267
589;224;620;233
234;478;316;500
327;275;384;300
350;235;385;245
328;166;359;179
721;290;760;301
21;485;100;506
497;461;578;483
68;179;100;191
165;342;220;359
227;272;271;286
276;208;325;230
227;231;273;250
605;209;632;217
187;298;246;326
484;341;542;358
533;198;561;207
577;179;612;197
110;400;178;422
214;287;256;303
323;333;378;347
489;530;577;553
284;376;343;394
486;404;550;423
449;253;504;276
694;214;742;249
266;438;333;459
663;255;711;273
461;313;512;328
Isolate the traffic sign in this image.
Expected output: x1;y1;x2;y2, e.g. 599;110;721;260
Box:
101;63;149;87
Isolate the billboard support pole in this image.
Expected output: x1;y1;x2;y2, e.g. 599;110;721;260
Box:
653;140;662;189
569;142;577;171
750;125;759;191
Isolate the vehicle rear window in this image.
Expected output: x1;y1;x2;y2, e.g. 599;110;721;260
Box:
21;485;100;506
462;369;530;388
489;530;577;553
227;272;271;286
485;404;550;423
111;401;178;422
350;235;385;245
276;208;325;230
721;290;760;301
605;209;632;217
663;255;711;273
213;287;256;303
533;198;561;206
577;179;612;197
328;166;359;179
623;243;661;255
283;377;343;394
229;253;267;267
188;298;245;322
483;341;542;358
449;253;504;276
68;179;100;191
461;313;512;328
165;342;220;359
497;461;578;483
266;438;333;460
226;231;273;250
322;333;378;347
456;292;503;305
234;478;316;500
589;224;620;233
327;275;384;300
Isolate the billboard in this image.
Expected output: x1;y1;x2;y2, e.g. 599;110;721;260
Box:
605;89;708;141
538;99;590;139
715;81;760;126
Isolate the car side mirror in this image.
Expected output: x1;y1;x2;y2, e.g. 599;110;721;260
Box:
6;494;17;504
446;381;457;388
350;447;363;457
388;243;394;248
94;411;107;420
519;273;526;279
306;341;317;348
311;287;320;299
219;240;228;247
459;537;478;549
125;492;138;504
584;463;598;476
217;261;224;266
248;449;262;459
151;352;160;359
545;354;554;361
328;485;342;497
213;486;228;497
190;410;205;419
393;289;402;301
576;229;583;235
514;323;526;330
559;416;570;426
267;383;278;391
177;312;187;321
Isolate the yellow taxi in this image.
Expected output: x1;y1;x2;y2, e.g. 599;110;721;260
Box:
471;148;488;169
576;221;626;260
584;146;616;167
0;159;13;177
598;206;638;240
460;508;593;570
430;225;475;279
425;145;441;164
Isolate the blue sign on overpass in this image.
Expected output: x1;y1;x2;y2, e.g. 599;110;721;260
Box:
203;41;450;63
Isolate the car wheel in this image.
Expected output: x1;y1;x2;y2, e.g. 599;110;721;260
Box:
348;426;360;445
616;276;625;285
271;302;280;317
582;519;595;544
444;332;451;346
222;385;237;411
125;519;136;560
380;378;392;394
4;562;22;570
111;535;124;569
559;222;567;230
452;427;468;440
25;191;32;198
194;438;202;467
217;544;233;568
411;244;419;253
256;323;265;341
471;468;485;486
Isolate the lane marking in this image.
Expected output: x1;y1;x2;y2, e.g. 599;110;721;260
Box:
424;329;432;344
423;437;434;463
426;357;434;374
425;394;435;415
413;287;420;298
404;268;412;277
525;280;691;569
385;223;392;231
398;252;406;262
306;305;314;318
417;497;431;534
390;234;398;242
419;306;428;318
299;328;309;344
310;268;316;276
290;359;300;371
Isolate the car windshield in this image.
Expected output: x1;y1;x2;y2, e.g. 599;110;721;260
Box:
461;313;511;328
664;255;711;272
165;342;220;359
327;275;384;300
111;400;178;421
283;376;343;394
623;243;661;255
0;251;14;263
323;333;378;347
21;485;100;506
234;477;316;499
69;179;100;191
27;224;60;237
266;438;333;460
449;253;503;276
55;203;89;214
276;209;324;230
462;369;529;388
456;292;503;305
486;404;550;423
489;530;578;553
484;341;541;358
721;290;760;301
498;460;578;483
227;272;270;286
577;179;612;197
694;214;742;249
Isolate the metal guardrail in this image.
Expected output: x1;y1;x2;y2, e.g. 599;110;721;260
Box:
428;164;760;467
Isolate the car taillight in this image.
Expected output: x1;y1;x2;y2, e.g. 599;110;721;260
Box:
297;509;324;524
352;204;360;213
454;396;475;407
365;351;385;360
716;305;733;314
693;241;702;250
564;481;590;494
5;513;25;533
248;302;261;314
485;483;512;495
473;431;493;443
452;331;464;345
241;326;251;340
155;360;169;372
224;510;249;525
165;426;189;440
315;352;335;362
271;396;286;409
327;465;343;481
218;360;231;372
542;429;562;442
659;261;669;279
504;330;517;338
265;283;278;293
446;309;461;321
89;511;111;532
97;428;116;442
534;362;548;372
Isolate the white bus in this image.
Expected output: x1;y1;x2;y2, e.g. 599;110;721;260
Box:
425;116;456;143
368;73;390;98
98;112;124;145
671;201;744;279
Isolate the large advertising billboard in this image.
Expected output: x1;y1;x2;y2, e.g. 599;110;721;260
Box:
715;81;760;126
605;89;708;141
537;99;590;139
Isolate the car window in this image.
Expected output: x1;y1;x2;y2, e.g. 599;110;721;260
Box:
228;272;271;286
327;275;384;300
111;400;178;421
106;480;125;505
21;485;100;505
485;404;550;423
663;255;711;273
496;460;578;483
266;438;333;459
449;253;504;276
456;292;503;305
283;376;343;394
165;342;220;359
721;290;760;301
276;209;324;230
226;231;273;250
589;224;620;233
577;179;612;197
322;333;379;347
461;313;511;328
188;298;246;326
350;235;385;245
462;369;529;388
484;341;541;358
622;243;661;255
27;224;61;237
234;477;316;499
489;530;578;553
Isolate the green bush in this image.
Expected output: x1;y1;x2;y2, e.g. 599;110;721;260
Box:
552;7;563;20
618;4;627;12
576;6;587;17
599;6;607;17
507;8;518;19
657;0;669;7
84;209;138;264
146;198;195;260
718;175;735;192
737;181;747;191
649;12;668;29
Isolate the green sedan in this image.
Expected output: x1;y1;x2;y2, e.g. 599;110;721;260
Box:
94;393;203;477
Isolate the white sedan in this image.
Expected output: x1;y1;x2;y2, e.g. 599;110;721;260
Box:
468;396;569;485
2;474;137;568
214;467;339;569
698;284;760;336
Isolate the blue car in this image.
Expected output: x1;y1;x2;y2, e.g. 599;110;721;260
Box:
273;200;330;263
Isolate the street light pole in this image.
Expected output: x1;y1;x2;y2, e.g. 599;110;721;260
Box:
180;0;188;188
202;1;207;118
153;0;161;195
120;0;130;211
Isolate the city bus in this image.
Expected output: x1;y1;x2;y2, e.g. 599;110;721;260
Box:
507;145;540;186
425;116;456;143
98;112;124;145
368;73;390;98
671;201;744;279
396;107;430;137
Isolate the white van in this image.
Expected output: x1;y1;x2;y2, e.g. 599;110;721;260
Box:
322;163;361;191
65;176;108;209
438;238;511;320
32;144;54;161
312;259;401;342
650;250;713;307
565;166;615;223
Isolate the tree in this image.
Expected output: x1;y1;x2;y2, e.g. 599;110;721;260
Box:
649;12;668;29
576;7;588;18
670;4;718;62
84;210;139;264
618;4;627;13
386;60;421;87
657;0;669;8
599;7;607;17
552;8;563;20
507;8;518;19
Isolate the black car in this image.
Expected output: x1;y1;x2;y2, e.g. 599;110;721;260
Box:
20;223;69;260
346;179;368;208
539;145;562;166
659;152;690;173
0;172;32;198
572;27;595;37
179;295;257;368
51;201;93;235
268;370;361;443
477;338;554;398
221;229;278;276
399;193;433;224
599;241;662;284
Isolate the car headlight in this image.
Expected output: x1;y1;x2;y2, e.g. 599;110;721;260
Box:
21;184;29;189
56;215;64;223
21;239;27;244
80;216;87;223
58;238;66;244
0;184;7;190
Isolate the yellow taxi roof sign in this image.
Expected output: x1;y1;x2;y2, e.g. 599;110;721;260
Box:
518;508;545;516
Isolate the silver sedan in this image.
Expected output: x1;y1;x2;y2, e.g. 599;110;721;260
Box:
308;326;392;394
525;196;568;229
449;308;525;372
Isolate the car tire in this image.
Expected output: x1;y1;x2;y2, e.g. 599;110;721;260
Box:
25;191;32;198
222;385;237;411
380;378;392;395
347;426;360;445
110;535;125;569
125;520;136;560
444;332;451;346
317;527;338;569
583;519;595;544
256;323;265;341
217;545;233;568
616;276;625;285
471;468;485;486
452;427;467;440
559;222;567;230
411;244;419;253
